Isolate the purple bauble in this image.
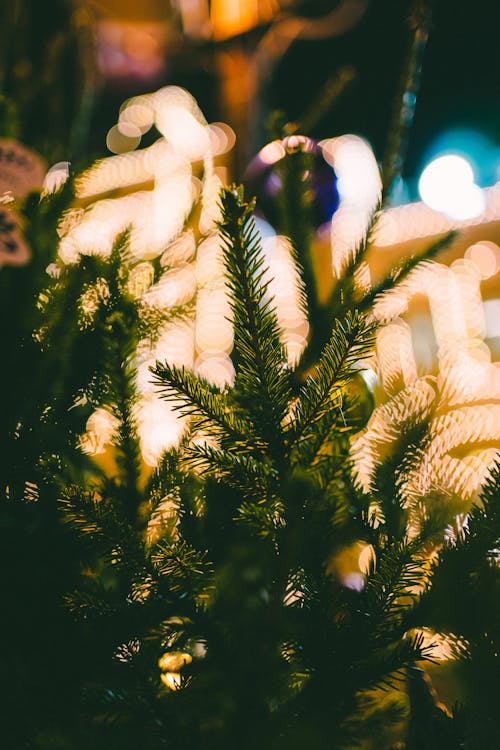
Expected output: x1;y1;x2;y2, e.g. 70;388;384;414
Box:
244;135;340;229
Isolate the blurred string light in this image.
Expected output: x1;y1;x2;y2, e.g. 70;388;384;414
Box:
418;154;485;221
464;241;500;280
372;180;500;246
106;122;142;154
355;244;500;504
72;86;238;465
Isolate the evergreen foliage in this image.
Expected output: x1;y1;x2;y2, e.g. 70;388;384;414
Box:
16;184;492;749
1;6;499;744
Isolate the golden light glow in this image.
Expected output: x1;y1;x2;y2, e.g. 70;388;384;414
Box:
376;319;418;396
158;651;192;672
412;628;468;662
210;0;278;40
195;291;233;353
127;261;155;299
119;96;155;134
195;353;236;388
66;87;240;478
80;407;119;455
136;319;196;465
199;170;225;234
358;543;376;575
160;672;182;690
145;262;196;308
137;395;188;467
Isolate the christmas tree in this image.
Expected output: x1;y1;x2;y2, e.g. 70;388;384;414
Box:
1;4;499;749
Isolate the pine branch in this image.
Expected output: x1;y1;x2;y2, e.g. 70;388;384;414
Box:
414;461;500;641
145;445;188;509
364;540;426;626
218;186;292;458
326;206;381;312
290;391;360;469
151;361;260;450
151;539;213;600
137;300;195;345
288;311;375;447
360;231;456;313
186;442;278;503
275;139;316;325
104;242;143;522
59;483;142;569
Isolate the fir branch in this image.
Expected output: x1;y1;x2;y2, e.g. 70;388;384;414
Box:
106;317;142;518
187;442;278;502
327;206;382;305
151;361;259;449
151;539;213;599
145;445;188;509
59;486;106;541
290;391;359;469
64;589;116;620
360;231;456;313
59;483;142;568
104;241;143;520
275;140;316;323
364;540;426;626
415;461;500;638
288;311;375;447
218;186;292;457
238;498;285;538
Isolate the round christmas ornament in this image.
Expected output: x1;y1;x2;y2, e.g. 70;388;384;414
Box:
244;134;339;228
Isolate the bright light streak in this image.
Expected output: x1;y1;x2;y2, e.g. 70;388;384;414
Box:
262;235;309;366
81;407;119;455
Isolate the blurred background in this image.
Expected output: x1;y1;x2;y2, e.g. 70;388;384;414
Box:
2;0;500;367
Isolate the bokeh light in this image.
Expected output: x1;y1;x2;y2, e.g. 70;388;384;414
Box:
106;122;142;154
418;154;485;220
464;241;500;279
321;135;381;277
